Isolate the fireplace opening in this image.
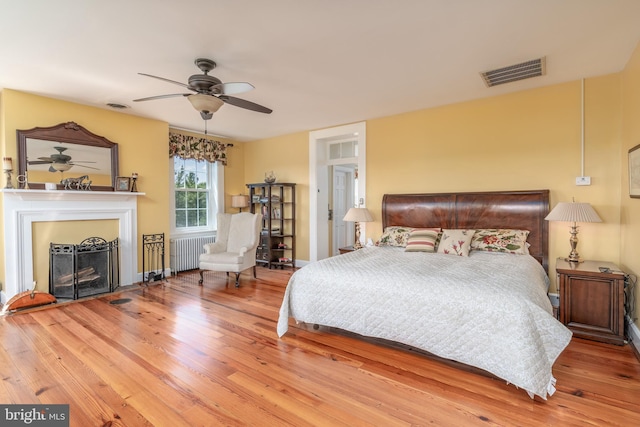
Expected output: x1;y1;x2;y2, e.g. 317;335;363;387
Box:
49;237;120;300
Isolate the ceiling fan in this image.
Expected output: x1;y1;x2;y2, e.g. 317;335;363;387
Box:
133;58;272;120
28;146;98;172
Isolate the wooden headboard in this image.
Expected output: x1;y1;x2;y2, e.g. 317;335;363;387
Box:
382;190;550;272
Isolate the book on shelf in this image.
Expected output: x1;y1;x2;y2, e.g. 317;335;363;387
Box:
259;195;281;203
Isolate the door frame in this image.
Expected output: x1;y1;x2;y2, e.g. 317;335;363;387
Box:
309;122;366;262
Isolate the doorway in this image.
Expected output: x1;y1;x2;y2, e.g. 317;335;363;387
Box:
332;165;355;255
309;122;366;262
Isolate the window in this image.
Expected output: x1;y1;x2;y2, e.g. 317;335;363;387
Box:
171;157;223;235
329;139;358;161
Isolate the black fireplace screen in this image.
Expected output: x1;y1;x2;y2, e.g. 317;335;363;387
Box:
49;237;120;300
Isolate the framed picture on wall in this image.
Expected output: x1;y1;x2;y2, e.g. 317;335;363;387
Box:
630;144;640;198
115;176;131;192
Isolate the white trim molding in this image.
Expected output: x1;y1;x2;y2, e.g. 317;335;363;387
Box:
309;121;366;262
627;315;640;354
1;189;144;303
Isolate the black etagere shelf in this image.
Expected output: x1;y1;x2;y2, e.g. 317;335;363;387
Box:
247;182;295;269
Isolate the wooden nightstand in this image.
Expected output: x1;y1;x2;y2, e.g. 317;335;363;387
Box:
556;258;626;345
338;246;355;254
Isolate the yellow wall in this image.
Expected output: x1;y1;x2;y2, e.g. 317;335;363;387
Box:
1;89;170;292
247;77;624;294
243;131;309;260
620;41;640;331
368;77;622;278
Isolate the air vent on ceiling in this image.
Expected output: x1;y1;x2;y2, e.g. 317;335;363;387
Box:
480;57;546;88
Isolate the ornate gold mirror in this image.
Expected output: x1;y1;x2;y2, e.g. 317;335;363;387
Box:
17;122;119;191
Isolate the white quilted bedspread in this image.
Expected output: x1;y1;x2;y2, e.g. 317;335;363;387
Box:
277;247;572;399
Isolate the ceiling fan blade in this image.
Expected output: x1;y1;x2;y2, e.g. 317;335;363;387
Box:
70;163;100;170
211;82;254;95
138;73;190;89
218;95;272;114
133;93;191;102
30;160;53;164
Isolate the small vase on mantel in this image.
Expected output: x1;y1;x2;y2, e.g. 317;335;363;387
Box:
264;171;276;184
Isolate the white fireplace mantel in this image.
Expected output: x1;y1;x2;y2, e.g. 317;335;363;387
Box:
1;189;145;303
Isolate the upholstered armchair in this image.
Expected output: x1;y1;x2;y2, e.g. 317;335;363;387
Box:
198;212;262;287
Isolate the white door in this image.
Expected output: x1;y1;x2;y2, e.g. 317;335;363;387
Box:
332;167;353;255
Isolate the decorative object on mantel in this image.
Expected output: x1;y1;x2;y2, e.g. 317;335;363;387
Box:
17;170;29;189
3;156;14;189
17;121;119;192
60;175;92;191
131;172;138;192
1;282;56;314
264;171;276;184
115;176;131;192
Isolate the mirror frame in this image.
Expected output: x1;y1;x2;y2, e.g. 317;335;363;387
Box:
17;121;119;191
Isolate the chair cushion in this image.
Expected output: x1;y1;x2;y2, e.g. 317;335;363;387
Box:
227;213;258;253
200;251;244;265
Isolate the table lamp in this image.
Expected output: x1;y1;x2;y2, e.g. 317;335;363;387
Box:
343;207;373;249
231;194;249;213
545;200;602;263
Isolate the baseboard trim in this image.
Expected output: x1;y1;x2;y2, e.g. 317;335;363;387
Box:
627;315;640;358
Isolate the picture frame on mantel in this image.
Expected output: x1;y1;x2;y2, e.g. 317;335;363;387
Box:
115;176;131;192
630;144;640;198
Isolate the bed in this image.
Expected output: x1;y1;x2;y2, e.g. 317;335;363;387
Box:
277;190;572;399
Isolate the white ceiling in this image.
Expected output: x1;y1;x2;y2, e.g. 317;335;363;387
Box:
1;0;640;142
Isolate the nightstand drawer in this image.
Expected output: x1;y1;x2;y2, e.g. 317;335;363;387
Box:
556;258;625;345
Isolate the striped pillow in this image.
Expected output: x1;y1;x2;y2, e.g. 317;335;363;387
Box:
404;228;441;252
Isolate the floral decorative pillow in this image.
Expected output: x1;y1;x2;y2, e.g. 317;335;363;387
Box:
470;229;530;255
404;228;441;252
376;226;414;247
436;229;475;257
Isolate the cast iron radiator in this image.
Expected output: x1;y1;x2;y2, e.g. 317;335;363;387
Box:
169;235;215;273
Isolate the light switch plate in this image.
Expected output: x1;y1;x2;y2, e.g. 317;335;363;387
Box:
576;176;591;186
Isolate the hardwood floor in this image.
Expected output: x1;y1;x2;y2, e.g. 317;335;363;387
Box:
1;268;639;426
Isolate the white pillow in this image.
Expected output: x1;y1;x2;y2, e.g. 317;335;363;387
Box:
437;229;475;257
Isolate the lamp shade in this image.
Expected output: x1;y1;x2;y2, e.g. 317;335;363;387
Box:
187;94;224;114
545;202;602;223
231;195;249;209
343;207;373;222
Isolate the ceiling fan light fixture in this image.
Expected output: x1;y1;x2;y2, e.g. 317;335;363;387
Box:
188;94;224;117
52;162;72;172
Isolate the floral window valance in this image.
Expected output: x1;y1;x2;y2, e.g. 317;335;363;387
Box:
169;132;227;165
